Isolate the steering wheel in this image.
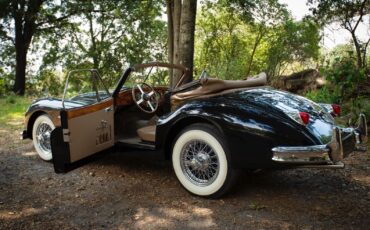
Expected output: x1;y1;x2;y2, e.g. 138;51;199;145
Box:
131;83;159;113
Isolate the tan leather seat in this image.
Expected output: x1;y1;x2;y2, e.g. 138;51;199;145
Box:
137;125;156;142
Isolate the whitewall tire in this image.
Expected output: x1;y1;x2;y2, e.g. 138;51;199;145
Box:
32;115;55;161
172;124;236;198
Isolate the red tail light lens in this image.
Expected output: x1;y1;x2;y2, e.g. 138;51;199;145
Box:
299;112;310;125
331;104;341;116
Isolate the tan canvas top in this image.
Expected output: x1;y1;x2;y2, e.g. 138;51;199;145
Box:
171;72;267;108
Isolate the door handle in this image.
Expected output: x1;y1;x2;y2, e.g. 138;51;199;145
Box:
104;107;112;112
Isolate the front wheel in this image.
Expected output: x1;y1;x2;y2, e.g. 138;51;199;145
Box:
172;124;236;198
32;115;55;161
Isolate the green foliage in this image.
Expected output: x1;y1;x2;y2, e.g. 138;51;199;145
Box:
195;1;321;79
195;2;250;79
308;0;369;68
5;93;16;104
351;97;370;122
39;0;166;88
321;55;366;101
305;87;340;103
31;70;64;97
0;0;166;94
267;18;321;78
308;0;368;25
306;48;369;120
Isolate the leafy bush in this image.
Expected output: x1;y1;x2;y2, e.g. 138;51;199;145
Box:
305;87;340;103
320;55;366;102
311;50;369;123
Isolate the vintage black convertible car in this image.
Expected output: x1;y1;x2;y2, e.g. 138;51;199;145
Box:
22;62;368;198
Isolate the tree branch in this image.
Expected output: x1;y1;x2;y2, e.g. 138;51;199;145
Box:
352;0;367;32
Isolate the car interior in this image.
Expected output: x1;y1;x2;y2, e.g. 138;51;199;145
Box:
64;63;267;149
113;63;268;148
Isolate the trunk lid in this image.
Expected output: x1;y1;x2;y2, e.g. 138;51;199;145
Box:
238;87;335;143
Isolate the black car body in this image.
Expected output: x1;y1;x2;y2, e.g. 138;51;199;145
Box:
22;62;368;197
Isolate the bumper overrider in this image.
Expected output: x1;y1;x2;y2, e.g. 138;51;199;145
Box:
272;114;368;168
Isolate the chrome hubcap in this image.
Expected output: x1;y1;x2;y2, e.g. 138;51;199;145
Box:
36;122;52;152
180;140;219;186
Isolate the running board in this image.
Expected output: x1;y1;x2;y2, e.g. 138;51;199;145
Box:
116;138;155;150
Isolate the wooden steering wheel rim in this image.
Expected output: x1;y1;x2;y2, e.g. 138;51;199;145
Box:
131;83;159;114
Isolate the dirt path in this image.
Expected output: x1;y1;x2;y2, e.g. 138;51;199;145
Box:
1;128;370;229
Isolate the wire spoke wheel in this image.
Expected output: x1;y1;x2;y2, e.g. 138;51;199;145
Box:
172;124;236;198
180;140;219;186
36;122;53;152
32;115;55;161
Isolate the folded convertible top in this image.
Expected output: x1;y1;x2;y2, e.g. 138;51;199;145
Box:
171;72;267;108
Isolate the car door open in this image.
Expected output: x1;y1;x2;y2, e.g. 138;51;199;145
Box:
50;70;114;173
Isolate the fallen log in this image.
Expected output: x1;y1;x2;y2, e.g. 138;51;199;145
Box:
271;69;325;94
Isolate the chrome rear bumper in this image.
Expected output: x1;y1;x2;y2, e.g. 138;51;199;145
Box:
272;114;368;168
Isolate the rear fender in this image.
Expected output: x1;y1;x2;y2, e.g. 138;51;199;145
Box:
155;101;315;168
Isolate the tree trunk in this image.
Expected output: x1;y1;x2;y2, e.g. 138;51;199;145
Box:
167;0;197;87
178;0;197;83
246;31;263;77
166;0;174;86
13;45;28;95
11;0;43;95
350;31;363;68
172;0;182;84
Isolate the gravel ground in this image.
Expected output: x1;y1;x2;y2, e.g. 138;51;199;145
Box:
0;128;369;229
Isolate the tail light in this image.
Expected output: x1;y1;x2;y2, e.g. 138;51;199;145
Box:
331;104;341;116
285;111;310;126
299;112;310;125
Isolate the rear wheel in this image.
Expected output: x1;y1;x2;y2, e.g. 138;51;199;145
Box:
172;124;236;198
32;115;55;161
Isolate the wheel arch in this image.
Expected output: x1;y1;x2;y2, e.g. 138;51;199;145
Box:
161;115;224;161
27;111;47;139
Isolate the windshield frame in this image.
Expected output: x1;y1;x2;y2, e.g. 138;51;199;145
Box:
62;69;111;108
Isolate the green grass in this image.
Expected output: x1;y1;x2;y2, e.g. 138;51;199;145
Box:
0;95;33;129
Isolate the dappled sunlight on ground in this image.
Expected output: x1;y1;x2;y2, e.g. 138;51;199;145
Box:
131;206;216;229
22;150;37;157
0;207;43;221
5;120;23;127
352;174;370;186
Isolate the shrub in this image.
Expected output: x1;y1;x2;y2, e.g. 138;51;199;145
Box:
305;86;340;103
320;55;366;102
